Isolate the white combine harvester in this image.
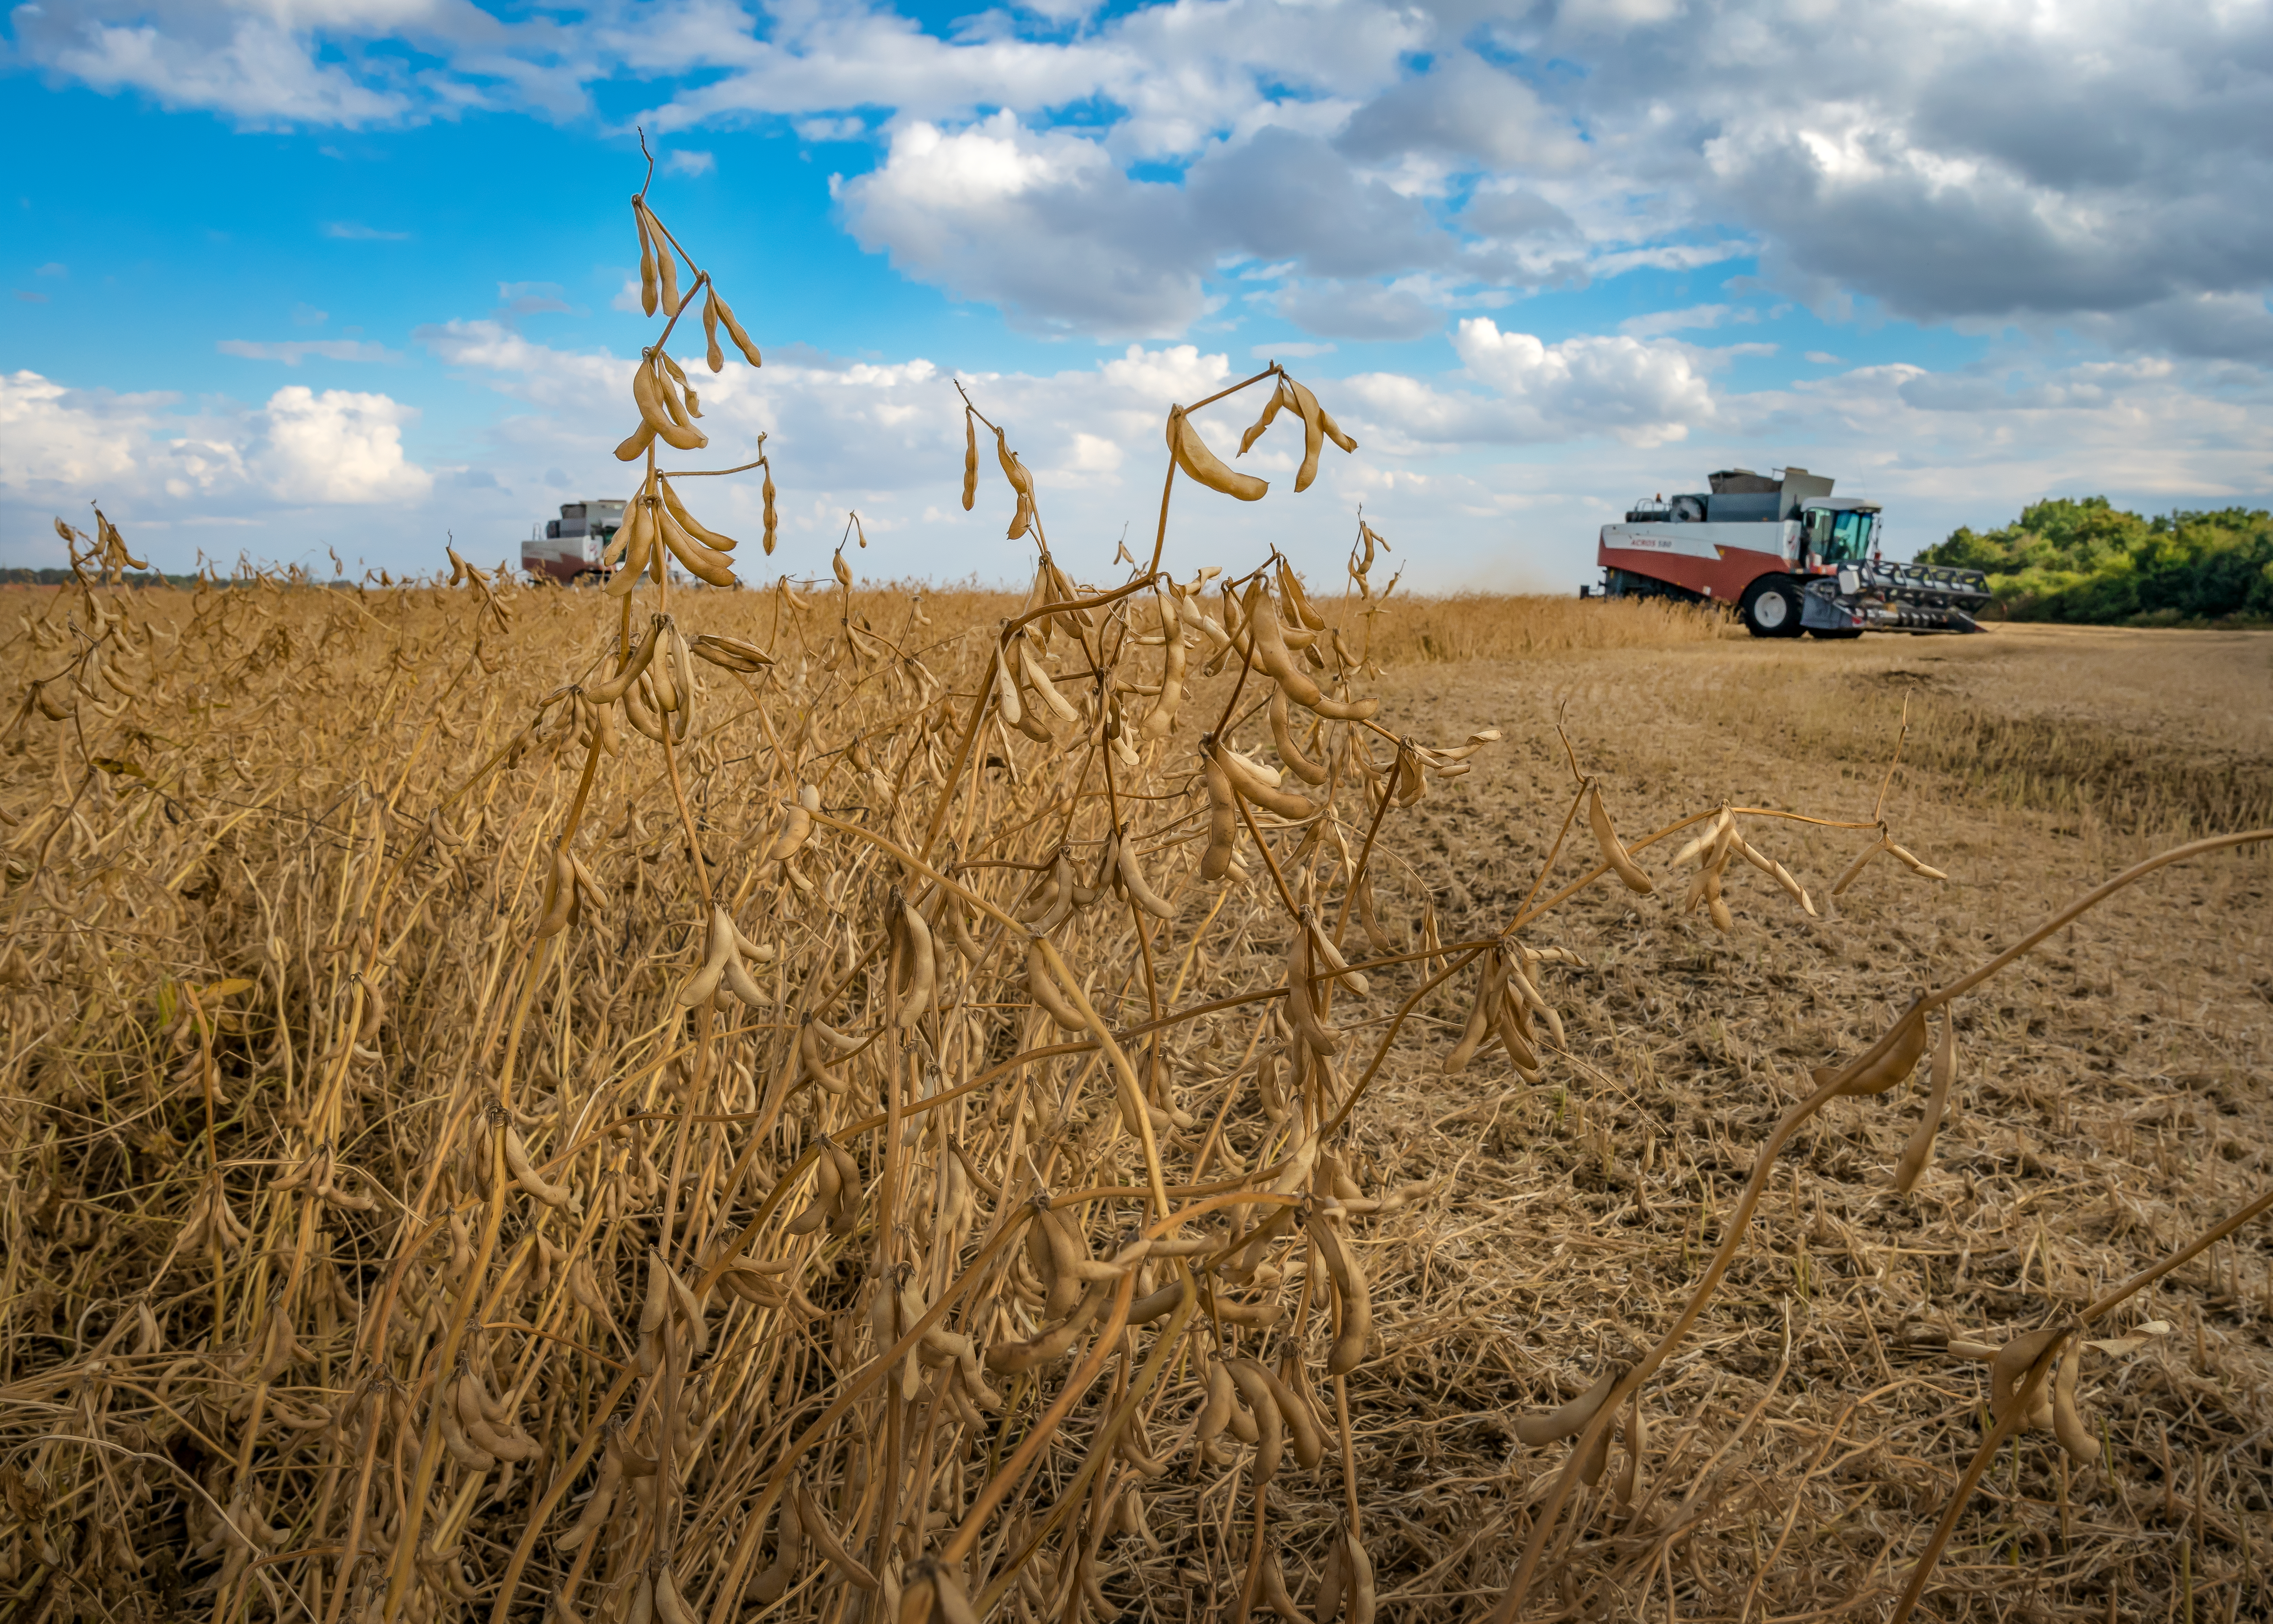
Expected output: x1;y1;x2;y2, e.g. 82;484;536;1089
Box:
1590;466;1991;637
522;500;624;583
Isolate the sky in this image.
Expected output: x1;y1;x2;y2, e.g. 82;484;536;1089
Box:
4;0;2271;592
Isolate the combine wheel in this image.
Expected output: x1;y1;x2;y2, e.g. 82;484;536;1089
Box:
1739;575;1803;639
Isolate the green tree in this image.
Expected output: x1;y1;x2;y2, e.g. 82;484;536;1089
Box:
1919;498;2273;623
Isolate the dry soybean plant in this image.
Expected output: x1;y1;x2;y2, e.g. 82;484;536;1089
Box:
2;169;2270;1624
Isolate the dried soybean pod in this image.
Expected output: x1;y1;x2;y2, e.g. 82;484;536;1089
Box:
1286;376;1326;492
1613;1390;1646;1506
1992;1327;2064;1426
793;1477;880;1589
633;196;658;317
1197;1356;1235;1444
1578;1415;1613;1485
555;1437;623;1550
992;643;1025;728
1025;940;1090;1032
1341;1525;1376;1624
1166;405;1268;501
1275;555;1328;631
961;408;978;512
659;478;737;552
760;466;777;553
647;207;681;316
437;1385;496;1471
535;849;577;937
1730;833;1815;914
1887;841;1950;880
2053;1343;2099;1464
1514;1368;1618;1446
985;1277;1112;1372
1226;1360;1284;1480
896;893;936;1026
1257;1548;1305;1623
614;419;657;464
651;1568;692;1624
1244;579;1324;706
750;1501;802;1604
1106;831;1169;920
1269;687;1328;784
502;1124;575;1210
1442;971;1491;1076
1213;738;1314;820
1017;640;1080;722
1831;837;1890;895
1249;1359;1324;1469
713;292;762;367
1824;1008;1928;1097
1587;786;1654;895
1034;1204;1088;1318
700;288;724;372
1142;591;1187;738
1238;377;1288;455
1314;1533;1345;1624
1200;756;1240;881
639;1248;671;1339
586;615;664;702
1894;1014;1957;1192
765;797;814;862
1305;1211;1371;1375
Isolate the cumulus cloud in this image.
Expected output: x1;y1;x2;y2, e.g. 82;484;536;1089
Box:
17;0;2270;359
840;115;1206;336
258;386;430;503
0;370;431;566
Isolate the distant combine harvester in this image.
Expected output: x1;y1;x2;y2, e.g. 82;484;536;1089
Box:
522;499;624;583
1587;466;1991;637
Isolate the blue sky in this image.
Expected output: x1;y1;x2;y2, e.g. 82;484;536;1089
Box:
5;0;2270;589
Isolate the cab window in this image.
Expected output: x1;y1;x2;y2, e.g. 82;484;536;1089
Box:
1806;509;1875;563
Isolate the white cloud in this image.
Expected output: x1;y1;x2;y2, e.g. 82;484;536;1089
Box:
15;0;2270;365
258;385;430;503
840;114;1206;337
0;371;163;497
216;339;403;364
663;149;715;177
325;221;411;241
0;370;432;564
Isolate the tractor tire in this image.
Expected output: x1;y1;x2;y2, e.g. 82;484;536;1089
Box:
1740;576;1803;639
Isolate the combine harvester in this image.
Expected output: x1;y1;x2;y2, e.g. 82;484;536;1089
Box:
1590;466;1991;637
522;499;624;583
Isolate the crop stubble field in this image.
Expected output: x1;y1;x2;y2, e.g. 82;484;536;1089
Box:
5;176;2273;1624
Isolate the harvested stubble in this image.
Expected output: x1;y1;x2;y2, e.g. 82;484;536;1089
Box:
4;182;2272;1624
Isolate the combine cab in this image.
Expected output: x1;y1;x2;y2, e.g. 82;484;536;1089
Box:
1591;467;1990;637
523;500;624;583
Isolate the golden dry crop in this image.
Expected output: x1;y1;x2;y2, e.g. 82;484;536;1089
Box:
3;167;2270;1624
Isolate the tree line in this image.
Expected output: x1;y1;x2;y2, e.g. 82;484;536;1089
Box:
1919;496;2273;624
